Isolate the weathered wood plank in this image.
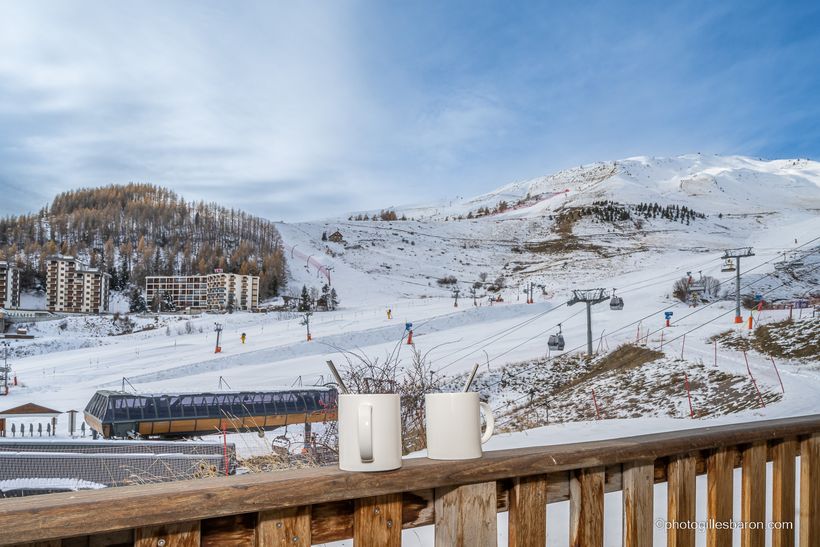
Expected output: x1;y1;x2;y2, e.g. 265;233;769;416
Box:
771;438;796;547
623;461;653;547
706;447;735;547
61;530;133;547
354;494;402;547
89;530;133;547
310;499;353;543
741;442;766;547
508;474;547;547
667;453;696;547
200;513;255;547
0;416;818;545
134;521;200;547
569;467;604;547
800;434;820;547
435;481;497;547
257;505;311;546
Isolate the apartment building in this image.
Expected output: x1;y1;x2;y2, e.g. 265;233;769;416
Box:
207;273;260;311
0;262;21;309
46;256;110;314
145;273;259;312
144;275;208;311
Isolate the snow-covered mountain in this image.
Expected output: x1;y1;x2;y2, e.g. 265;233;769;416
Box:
281;154;820;304
383;154;820;220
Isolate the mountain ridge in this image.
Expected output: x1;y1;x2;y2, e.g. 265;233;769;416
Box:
353;154;820;222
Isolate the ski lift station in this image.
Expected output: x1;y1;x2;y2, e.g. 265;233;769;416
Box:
84;388;337;439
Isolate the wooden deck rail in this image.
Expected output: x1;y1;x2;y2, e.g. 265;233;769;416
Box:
1;414;819;546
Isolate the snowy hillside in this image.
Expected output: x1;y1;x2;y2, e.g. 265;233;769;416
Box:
368;154;820;220
283;154;820;308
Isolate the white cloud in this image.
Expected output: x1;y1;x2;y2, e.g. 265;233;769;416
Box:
0;2;410;218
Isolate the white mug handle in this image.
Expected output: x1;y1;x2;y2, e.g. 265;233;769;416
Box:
479;402;495;444
358;403;374;463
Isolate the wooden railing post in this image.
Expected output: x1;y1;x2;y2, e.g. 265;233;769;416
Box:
707;447;735;547
623;461;653;547
354;494;402;547
741;442;766;547
434;482;497;547
800;433;820;547
508;475;548;547
569;466;604;547
256;506;311;546
772;439;797;547
667;453;696;547
135;521;200;547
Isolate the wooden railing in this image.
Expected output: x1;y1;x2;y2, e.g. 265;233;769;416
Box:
1;414;818;546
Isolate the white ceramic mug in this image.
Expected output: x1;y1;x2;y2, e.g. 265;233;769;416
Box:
338;393;402;472
425;392;494;460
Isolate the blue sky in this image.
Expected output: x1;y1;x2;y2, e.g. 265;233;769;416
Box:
1;0;818;220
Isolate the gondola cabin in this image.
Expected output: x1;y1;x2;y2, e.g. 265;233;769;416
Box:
84;388;338;439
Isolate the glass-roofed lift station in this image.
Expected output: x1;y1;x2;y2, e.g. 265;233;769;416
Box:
84;388;338;439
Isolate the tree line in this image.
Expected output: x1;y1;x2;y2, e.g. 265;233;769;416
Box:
0;183;286;298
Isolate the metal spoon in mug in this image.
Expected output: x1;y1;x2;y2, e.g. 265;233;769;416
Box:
326;360;350;394
462;362;480;392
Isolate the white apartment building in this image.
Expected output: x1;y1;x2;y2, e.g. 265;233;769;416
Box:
46;255;110;314
145;272;259;312
0;261;21;309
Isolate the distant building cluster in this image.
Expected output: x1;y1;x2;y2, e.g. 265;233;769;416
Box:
0;261;21;309
145;273;259;312
46;255;110;314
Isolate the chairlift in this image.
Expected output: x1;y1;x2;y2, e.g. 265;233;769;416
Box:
609;288;624;311
721;259;736;273
790;252;805;268
548;324;565;351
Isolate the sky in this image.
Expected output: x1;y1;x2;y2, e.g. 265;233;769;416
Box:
1;0;819;221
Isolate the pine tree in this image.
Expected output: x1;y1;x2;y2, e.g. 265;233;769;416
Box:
161;290;177;312
330;288;339;310
320;283;331;310
298;285;312;312
129;287;147;313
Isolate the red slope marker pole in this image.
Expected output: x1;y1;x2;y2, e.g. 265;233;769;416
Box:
743;350;766;408
591;388;602;420
743;350;752;377
684;372;695;418
770;356;785;393
751;378;766;409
